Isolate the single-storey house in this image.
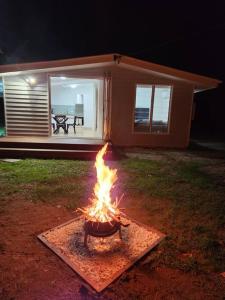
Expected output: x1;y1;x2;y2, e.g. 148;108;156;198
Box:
0;53;221;153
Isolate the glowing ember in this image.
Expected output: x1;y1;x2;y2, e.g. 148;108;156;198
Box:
79;143;121;223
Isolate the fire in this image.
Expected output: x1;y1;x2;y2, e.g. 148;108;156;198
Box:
79;143;120;223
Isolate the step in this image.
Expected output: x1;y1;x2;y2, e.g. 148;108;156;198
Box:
0;147;113;160
0;141;106;151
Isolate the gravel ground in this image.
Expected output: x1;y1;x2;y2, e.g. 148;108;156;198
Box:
39;216;164;292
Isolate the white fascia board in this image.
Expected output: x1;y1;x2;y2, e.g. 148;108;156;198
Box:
0;62;115;77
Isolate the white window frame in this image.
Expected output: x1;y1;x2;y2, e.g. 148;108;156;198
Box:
133;84;173;135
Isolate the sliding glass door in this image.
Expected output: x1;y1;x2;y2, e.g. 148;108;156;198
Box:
50;76;103;139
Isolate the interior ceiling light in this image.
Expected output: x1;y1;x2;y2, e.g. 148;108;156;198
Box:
70;84;78;88
25;77;36;85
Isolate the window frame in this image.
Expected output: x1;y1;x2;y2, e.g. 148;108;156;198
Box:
132;83;173;135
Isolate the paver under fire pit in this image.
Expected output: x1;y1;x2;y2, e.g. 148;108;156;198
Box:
38;216;165;292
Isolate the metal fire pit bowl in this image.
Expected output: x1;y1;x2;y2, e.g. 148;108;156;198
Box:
84;217;129;246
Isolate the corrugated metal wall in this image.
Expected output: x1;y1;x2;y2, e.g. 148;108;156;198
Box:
3;75;49;136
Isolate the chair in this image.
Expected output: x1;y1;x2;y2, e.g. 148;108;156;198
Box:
75;104;84;125
67;116;77;133
53;115;68;134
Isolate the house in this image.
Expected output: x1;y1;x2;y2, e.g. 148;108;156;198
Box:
0;53;221;157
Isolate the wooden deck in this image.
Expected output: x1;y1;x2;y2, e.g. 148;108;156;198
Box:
0;136;109;159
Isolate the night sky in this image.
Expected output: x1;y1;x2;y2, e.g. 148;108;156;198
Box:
0;0;225;139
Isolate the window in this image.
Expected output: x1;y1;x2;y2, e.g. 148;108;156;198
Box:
134;85;152;132
134;85;171;133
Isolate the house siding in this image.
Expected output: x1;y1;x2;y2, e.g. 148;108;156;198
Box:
2;65;194;148
110;66;194;148
3;67;110;138
3;74;49;136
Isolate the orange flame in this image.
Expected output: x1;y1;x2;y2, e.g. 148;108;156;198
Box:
80;143;120;222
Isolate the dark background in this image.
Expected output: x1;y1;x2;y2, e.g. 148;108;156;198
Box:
0;0;225;140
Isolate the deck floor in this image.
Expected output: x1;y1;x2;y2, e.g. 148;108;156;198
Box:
51;126;102;139
0;136;104;145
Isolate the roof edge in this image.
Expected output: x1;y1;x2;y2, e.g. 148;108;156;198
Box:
119;55;222;90
0;53;222;90
0;53;117;75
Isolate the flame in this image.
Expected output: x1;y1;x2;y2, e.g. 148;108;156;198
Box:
80;143;120;222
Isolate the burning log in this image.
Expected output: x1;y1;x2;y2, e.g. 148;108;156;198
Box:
108;213;130;227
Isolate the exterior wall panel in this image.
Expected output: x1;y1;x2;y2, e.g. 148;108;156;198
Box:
3;75;49;136
110;66;194;148
2;65;195;148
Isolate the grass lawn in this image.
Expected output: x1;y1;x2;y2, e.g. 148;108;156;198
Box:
0;159;92;208
121;153;225;274
0;148;225;299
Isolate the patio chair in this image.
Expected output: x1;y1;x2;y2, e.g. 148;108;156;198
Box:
67;116;77;133
75;104;84;125
53;115;68;134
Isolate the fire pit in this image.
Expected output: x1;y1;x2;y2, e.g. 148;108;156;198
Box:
38;143;165;292
84;219;121;245
84;218;120;236
78;143;130;246
38;216;165;292
83;217;129;246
